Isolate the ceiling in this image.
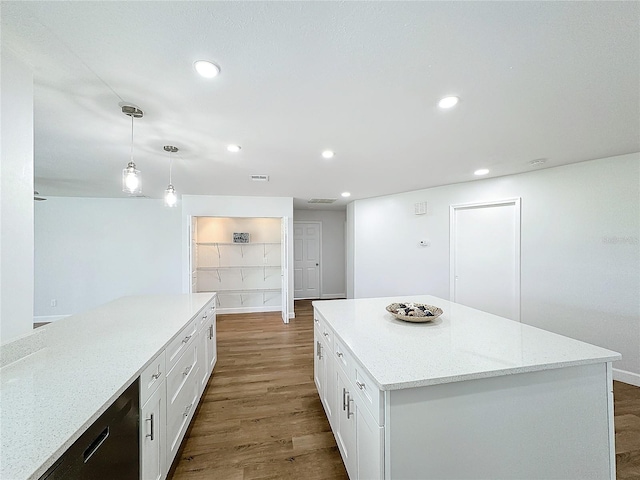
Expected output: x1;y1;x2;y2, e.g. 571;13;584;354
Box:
2;1;639;210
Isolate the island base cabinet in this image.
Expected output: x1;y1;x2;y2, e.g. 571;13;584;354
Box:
385;363;613;480
141;382;167;480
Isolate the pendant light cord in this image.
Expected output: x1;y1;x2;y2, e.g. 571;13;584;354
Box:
130;114;134;164
169;152;173;185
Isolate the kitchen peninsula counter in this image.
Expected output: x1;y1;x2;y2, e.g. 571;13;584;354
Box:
0;293;214;480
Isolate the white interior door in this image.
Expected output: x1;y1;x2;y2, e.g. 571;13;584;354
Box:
281;217;290;324
450;199;521;321
293;222;321;299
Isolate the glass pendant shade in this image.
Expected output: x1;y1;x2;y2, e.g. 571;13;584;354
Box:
122;161;142;194
164;184;177;207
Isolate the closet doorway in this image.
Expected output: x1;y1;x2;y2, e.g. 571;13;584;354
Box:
191;216;288;318
450;199;521;321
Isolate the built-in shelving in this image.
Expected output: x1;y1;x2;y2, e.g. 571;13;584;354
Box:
193;226;282;312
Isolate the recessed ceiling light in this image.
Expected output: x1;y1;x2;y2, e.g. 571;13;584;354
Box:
341;192;351;198
438;96;459;109
474;168;489;176
321;150;335;159
194;60;221;78
227;144;241;153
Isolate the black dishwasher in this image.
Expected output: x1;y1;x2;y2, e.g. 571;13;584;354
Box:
40;379;140;480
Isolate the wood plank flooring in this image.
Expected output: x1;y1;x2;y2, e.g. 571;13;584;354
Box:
170;300;640;480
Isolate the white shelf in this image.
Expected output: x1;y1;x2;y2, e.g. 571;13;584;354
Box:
196;265;280;270
196;242;280;246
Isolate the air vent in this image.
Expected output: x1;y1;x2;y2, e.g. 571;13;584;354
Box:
251;175;269;182
308;198;337;204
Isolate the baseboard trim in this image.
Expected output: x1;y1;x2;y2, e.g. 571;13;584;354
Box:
34;315;69;323
320;293;347;299
613;368;640;387
217;306;281;315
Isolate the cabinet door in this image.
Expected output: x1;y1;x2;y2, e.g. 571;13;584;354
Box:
355;397;384;480
314;327;324;396
197;324;208;393
206;314;217;374
141;382;167;480
321;338;335;428
335;367;357;478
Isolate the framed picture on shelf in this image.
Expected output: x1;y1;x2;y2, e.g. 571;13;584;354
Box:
233;232;250;244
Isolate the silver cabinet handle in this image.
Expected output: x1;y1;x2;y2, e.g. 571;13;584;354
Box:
182;334;192;344
355;381;365;390
209;324;213;340
336;351;343;358
317;341;323;359
183;403;193;417
145;413;154;441
342;388;348;410
314;318;319;324
346;394;353;419
151;371;162;380
323;332;329;337
183;365;193;376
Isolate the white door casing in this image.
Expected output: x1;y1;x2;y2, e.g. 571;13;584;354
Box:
293;221;321;299
281;217;290;323
450;199;521;321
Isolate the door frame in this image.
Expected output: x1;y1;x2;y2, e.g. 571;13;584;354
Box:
449;198;521;321
293;220;323;299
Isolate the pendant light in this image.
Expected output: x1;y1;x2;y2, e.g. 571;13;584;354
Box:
122;105;143;195
163;145;178;207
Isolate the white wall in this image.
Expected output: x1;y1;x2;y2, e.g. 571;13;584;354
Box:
181;195;295;317
1;50;34;344
294;209;346;298
34;198;182;318
349;154;640;384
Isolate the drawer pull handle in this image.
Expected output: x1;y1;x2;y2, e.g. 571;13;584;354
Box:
183;365;193;376
336;352;343;358
314;318;319;323
317;341;323;359
323;332;329;337
183;403;193;417
342;388;348;410
355;381;365;390
145;413;154;441
209;324;214;340
151;371;162;380
182;334;192;344
346;394;353;419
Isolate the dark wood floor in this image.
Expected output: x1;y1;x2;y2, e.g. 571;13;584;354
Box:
170;300;640;480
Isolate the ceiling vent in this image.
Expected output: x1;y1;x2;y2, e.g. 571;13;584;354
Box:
308;198;337;204
251;174;269;182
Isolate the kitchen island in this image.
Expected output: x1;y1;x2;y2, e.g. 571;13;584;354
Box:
0;293;216;480
313;295;621;480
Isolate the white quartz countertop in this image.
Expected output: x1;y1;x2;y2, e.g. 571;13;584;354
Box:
313;295;621;391
0;293;214;480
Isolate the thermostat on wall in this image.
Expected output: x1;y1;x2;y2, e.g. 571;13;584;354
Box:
233;232;250;243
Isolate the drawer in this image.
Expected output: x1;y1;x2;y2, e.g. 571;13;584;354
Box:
319;319;333;349
196;300;216;332
166;340;198;407
333;337;354;380
139;350;166;405
353;363;384;425
166;317;198;372
166;373;199;458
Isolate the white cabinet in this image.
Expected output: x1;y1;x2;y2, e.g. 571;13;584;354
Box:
138;296;217;480
314;312;384;480
141;379;166;480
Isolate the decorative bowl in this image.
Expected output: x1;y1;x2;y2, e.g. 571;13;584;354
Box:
385;302;443;323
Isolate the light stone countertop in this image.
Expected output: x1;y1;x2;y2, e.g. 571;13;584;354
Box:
0;293;214;480
312;295;621;391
